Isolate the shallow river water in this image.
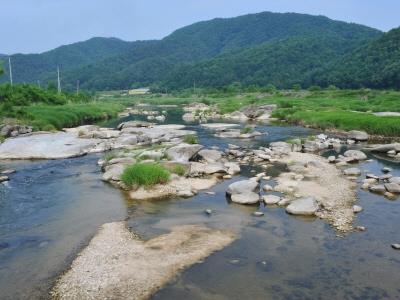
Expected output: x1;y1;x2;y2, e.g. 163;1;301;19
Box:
0;109;399;300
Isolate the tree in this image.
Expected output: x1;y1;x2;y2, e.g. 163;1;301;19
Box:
0;64;4;77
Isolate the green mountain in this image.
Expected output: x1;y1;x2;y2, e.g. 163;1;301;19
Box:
0;37;134;84
1;11;385;90
311;27;400;89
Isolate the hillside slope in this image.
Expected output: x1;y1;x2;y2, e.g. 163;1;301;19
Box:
0;37;135;84
311;27;400;89
1;11;385;90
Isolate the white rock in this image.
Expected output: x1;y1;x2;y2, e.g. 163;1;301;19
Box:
286;197;319;216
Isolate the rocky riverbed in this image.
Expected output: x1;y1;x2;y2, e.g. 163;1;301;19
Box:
1;105;400;299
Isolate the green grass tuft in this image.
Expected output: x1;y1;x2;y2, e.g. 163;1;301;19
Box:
183;134;198;144
121;163;170;187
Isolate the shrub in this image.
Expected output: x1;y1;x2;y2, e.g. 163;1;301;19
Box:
183;134;198;144
121;163;170;187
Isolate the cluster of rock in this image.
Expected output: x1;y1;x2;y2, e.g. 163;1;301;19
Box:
201;123;263;139
118;106;168;122
222;138;358;232
360;170;400;199
182;102;221;122
223;104;277;122
368;143;400;160
0;124;33;139
96;123;242;200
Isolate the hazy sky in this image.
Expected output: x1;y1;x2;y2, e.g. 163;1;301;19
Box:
2;0;399;54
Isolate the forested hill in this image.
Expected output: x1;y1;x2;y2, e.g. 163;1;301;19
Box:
0;37;135;84
311;27;400;89
0;11;384;90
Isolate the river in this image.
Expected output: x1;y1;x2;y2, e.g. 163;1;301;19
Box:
0;108;399;299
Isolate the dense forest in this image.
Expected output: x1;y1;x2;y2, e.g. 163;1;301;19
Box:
2;12;399;91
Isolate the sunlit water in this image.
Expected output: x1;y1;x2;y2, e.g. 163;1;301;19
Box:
0;108;399;299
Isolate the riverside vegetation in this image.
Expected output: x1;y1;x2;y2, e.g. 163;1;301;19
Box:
99;88;400;138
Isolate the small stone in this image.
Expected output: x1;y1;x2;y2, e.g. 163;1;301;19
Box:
366;173;379;180
353;205;363;213
382;167;392;173
204;209;213;215
262;176;271;180
384;192;396;199
343;168;361;176
355;226;366;231
229;259;240;264
1;169;16;175
391;244;400;250
263;195;281;205
205;191;216;195
0;176;9;183
223;175;232;179
328;156;336;163
278;198;291;206
380;174;393;181
262;184;273;192
253;211;264;217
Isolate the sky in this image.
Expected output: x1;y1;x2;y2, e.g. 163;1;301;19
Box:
1;0;399;54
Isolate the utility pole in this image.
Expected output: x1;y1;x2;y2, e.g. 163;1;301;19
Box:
76;80;80;95
57;66;61;94
37;80;41;88
8;57;13;86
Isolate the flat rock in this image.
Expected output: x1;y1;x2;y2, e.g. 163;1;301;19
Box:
0;176;9;182
0;133;101;159
286;197;319;216
385;183;400;193
343;168;361;176
347;130;369;141
353;205;363;213
200;123;238;130
369;184;386;193
231;192;260;204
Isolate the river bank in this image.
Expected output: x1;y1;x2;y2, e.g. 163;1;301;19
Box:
1;105;399;299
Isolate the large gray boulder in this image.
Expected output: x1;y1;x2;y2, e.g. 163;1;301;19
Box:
344;150;367;161
385;183;400;193
348;130;369;141
166;144;203;162
286;197;319;216
226;180;258;195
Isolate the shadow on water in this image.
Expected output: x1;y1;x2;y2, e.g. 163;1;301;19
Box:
1;108;399;299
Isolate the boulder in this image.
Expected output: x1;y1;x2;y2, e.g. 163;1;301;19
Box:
369;143;400;153
166;144;203;162
198;149;222;163
231;192;260;204
344;150;367;161
385;183;400;194
348;130;369;141
226;180;259;195
286;197;319;216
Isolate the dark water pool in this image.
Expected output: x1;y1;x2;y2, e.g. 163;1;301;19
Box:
1;109;399;300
